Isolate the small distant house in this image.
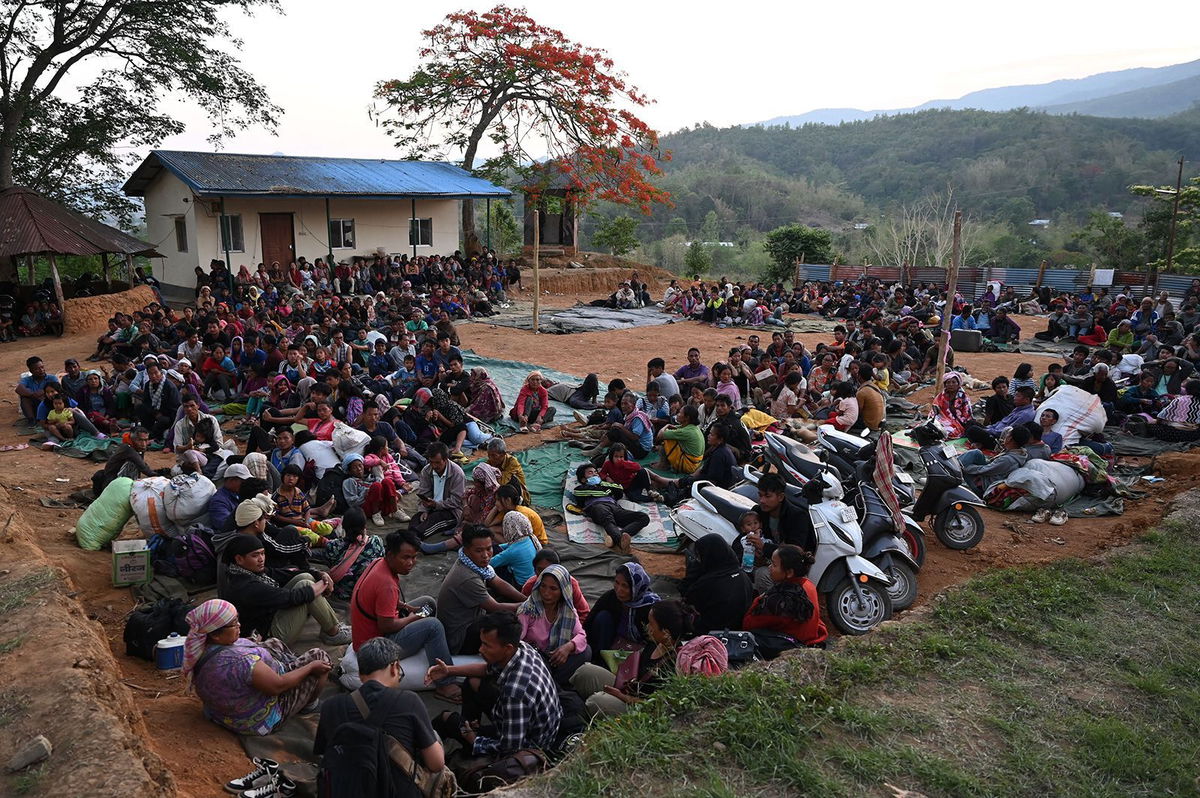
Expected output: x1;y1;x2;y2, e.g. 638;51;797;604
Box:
123;151;511;293
1028;219;1052;228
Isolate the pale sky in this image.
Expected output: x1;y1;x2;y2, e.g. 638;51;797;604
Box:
154;0;1199;161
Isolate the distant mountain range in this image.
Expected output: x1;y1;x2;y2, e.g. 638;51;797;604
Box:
756;58;1200;127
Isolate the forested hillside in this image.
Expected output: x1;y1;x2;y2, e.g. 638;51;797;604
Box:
651;108;1200;231
578;107;1200;275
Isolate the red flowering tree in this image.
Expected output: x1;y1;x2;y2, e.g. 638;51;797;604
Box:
375;5;670;253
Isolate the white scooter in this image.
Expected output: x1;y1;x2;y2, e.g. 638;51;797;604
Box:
670;472;894;635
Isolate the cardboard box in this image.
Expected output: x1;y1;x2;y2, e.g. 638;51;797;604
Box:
112;539;152;587
755;368;777;389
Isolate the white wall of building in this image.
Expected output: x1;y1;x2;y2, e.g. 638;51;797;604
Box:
141;170;462;290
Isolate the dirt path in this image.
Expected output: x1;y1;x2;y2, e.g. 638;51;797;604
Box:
0;295;1184;796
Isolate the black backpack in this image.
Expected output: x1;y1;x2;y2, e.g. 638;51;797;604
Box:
123;598;191;661
318;691;422;798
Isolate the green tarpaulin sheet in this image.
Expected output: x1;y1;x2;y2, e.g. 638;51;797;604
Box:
460;350;584;432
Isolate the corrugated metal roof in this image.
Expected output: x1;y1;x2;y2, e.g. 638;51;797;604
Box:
122;151;513;200
0;186;159;258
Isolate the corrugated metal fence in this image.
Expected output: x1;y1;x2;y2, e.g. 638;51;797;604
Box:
796;264;1188;300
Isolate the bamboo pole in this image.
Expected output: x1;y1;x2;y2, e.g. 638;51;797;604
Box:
935;211;962;380
101;253;111;291
47;253;67;332
532;209;540;334
1035;258;1047;291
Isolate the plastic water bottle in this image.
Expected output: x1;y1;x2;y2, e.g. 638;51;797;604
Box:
741;544;755;574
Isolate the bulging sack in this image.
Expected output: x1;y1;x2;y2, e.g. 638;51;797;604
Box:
131;476;178;539
331;422;371;459
163;473;215;527
75;477;134;550
1039;385;1106;445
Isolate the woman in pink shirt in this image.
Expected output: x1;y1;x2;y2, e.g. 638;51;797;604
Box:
510;370;556;432
517;563;590;685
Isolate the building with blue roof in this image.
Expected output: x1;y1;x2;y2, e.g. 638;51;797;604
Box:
123;150;511;291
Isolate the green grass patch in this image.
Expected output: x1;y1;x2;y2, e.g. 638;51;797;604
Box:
0;568;57;614
530;515;1200;797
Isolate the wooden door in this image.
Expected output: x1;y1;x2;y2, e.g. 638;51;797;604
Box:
260;213;295;268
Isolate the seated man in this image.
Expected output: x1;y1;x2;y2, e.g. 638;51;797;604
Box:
987;308;1021;344
314;637;448;780
218;533;352;647
957;425;1031;497
135;361;182;441
411;443;466;539
208;462;250;533
436;526;526;655
572;463;649;554
424;612;562;763
173;395;225;452
349;530;462;702
964;385;1036;450
16;356;60;424
92;425;159;495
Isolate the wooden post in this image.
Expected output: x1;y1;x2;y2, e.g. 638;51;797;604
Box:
1158;156;1186;296
1035;259;1047;291
47;253;67;331
26;255;36;285
125;254;135;285
101;253;111;291
935;211;963;380
532;209;540;334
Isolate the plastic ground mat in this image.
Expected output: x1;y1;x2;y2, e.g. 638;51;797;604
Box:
563;463;677;547
487;304;678;333
460;350;583;432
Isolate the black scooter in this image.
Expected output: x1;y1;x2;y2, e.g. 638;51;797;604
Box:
907;421;987;550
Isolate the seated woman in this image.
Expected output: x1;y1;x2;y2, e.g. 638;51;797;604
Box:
316;508;386;601
681;533;754;635
655;404;704;475
583;562;659;658
462;462;502;526
1149;378;1200;442
510;370;556;432
184;598;332;736
465;367;504;424
490;511;542;587
741;544;828;656
570;599;691;718
932;372;973;438
517;563;591;685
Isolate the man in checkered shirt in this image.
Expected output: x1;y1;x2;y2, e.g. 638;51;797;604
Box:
425;611;562;757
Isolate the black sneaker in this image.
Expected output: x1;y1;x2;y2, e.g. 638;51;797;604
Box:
225;757;277;793
241;774;296;798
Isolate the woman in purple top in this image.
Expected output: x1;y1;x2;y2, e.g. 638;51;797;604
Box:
184;597;332;735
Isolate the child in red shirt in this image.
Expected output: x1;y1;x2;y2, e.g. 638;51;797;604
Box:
598;443;653;503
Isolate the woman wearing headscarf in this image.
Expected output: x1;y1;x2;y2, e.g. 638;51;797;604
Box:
462;462;501;525
184;597;332;736
510;370;555;432
932;372;973;438
681;533;754;634
518;563;590;685
242;451;280;494
236;265;253;286
489;510;542;586
78;370;117;433
465;367;504;423
584;562;661;658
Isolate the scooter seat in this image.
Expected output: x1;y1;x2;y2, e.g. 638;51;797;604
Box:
698;484;757;524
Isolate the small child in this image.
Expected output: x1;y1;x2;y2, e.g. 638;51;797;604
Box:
45;394;75;440
391;354;417;396
341;452;400;527
599;443;652;502
735;510;772;592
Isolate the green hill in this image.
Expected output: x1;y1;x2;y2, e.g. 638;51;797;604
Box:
1041;74;1200;118
645;107;1200;234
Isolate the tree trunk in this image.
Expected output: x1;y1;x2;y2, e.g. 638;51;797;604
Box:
461;198;481;256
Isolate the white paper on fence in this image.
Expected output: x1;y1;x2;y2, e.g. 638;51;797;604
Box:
1039;385;1106;445
1091;269;1115;287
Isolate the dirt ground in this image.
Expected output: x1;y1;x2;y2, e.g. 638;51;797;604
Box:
0;286;1185;797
